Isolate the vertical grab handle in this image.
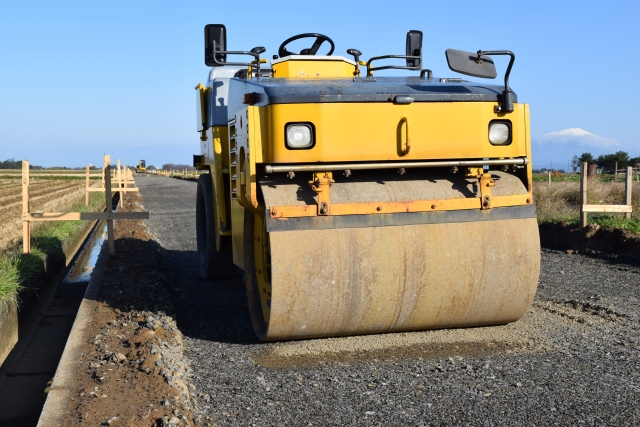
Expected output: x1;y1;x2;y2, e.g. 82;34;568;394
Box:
399;116;411;156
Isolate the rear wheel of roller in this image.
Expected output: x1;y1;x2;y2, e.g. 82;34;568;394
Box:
196;174;236;280
244;209;272;340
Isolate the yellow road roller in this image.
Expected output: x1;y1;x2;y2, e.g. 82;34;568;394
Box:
194;25;540;341
136;160;146;173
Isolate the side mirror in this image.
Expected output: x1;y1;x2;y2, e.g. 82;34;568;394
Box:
204;24;227;66
406;30;422;68
447;49;516;113
445;49;497;79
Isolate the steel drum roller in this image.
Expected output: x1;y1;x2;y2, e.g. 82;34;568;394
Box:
245;170;540;341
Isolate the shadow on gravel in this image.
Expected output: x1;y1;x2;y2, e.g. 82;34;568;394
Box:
153;244;259;346
96;238;256;347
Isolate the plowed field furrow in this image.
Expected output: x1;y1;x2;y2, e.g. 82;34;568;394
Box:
0;182;74;199
0;184;21;193
0;179;60;192
0;180;100;250
0;182;83;210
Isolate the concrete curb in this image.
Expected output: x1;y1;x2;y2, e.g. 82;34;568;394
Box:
0;209;104;368
36;240;109;427
0;303;18;367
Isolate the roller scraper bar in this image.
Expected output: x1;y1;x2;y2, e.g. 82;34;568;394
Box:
265;157;528;174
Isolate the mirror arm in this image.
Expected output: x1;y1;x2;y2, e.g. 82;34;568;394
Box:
366;54;422;77
420;69;433;80
477;50;515;113
212;45;261;77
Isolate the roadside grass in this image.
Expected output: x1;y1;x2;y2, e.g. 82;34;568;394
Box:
533;173;581;183
0;247;47;313
0;191;105;309
533;173;638;183
534;180;640;233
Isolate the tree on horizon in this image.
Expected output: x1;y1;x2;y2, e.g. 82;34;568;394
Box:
570;153;594;172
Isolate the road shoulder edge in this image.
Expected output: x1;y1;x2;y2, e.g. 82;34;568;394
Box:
37;242;108;427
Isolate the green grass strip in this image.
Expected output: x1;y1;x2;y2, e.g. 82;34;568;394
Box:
539;215;640;234
532;173;635;183
0;191;105;309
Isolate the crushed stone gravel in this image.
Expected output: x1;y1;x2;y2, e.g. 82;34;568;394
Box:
135;175;639;426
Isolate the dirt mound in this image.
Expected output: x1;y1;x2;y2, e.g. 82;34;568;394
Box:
539;222;640;262
64;193;194;427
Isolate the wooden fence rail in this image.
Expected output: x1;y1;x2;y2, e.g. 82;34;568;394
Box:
148;169;201;178
21;155;149;255
614;165;640;183
580;161;633;228
85;156;138;207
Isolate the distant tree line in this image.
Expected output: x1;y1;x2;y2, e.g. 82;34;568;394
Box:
0;159;101;170
1;158;101;170
161;163;195;171
0;158;36;169
571;151;640;173
533;168;566;174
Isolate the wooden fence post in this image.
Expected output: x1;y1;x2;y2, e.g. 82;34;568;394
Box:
626;166;633;220
615;162;618;182
122;165;126;206
580;161;588;228
22;160;30;254
85;165;90;206
548;170;551;187
117;159;122;209
103;154;110;190
104;155;115;255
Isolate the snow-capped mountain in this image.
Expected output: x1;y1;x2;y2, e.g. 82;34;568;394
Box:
531;128;621;170
540;128;619;148
545;128;592;137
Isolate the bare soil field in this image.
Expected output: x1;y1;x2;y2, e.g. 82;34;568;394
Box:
0;179;95;250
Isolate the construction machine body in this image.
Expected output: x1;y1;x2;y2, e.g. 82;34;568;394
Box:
136;160;146;173
194;27;540;341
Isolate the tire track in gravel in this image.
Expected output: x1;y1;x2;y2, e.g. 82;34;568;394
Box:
137;176;640;427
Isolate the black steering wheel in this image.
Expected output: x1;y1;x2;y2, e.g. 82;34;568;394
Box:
278;33;335;58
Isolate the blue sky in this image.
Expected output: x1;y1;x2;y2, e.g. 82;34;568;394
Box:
1;0;638;168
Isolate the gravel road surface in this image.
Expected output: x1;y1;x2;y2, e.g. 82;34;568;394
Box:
137;175;640;426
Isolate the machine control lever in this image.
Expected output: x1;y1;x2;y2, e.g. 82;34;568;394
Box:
347;49;362;75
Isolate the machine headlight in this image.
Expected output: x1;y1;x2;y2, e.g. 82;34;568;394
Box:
286;123;315;149
488;121;512;145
